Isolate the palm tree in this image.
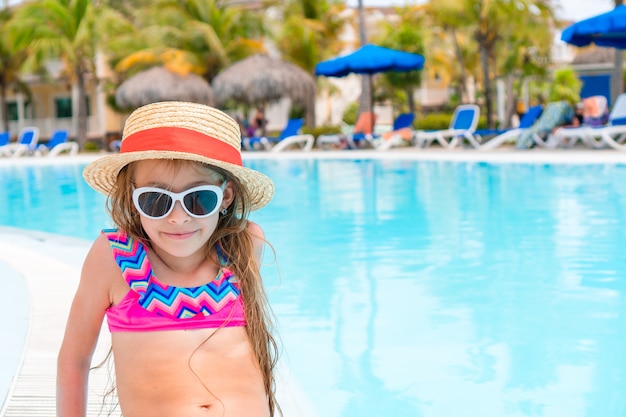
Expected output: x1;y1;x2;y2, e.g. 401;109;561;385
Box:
613;0;624;104
8;0;100;149
273;0;347;127
0;7;28;133
275;0;347;73
495;1;554;127
356;0;371;116
423;0;476;104
373;6;425;114
100;0;268;83
424;0;556;129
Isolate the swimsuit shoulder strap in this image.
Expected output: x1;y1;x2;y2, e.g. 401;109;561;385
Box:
214;243;238;283
102;228;152;294
215;243;229;266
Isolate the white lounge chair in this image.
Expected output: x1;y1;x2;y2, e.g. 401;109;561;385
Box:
557;93;626;150
35;129;79;156
414;104;480;148
270;134;315;152
0;127;40;157
552;95;614;148
243;118;304;151
471;105;544;149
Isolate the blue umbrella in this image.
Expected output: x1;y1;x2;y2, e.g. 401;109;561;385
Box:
315;44;424;134
315;44;424;77
561;5;626;49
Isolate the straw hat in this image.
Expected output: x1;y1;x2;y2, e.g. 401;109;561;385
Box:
83;101;274;211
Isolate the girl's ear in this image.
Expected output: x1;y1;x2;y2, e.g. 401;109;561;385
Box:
222;182;235;209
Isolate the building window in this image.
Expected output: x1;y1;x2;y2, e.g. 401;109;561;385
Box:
54;96;91;118
55;97;72;118
7;101;33;120
7;102;18;121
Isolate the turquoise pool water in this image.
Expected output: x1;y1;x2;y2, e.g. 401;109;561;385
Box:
2;158;626;417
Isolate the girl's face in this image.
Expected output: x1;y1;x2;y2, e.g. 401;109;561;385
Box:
132;159;234;259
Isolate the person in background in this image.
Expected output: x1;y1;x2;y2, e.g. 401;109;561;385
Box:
252;107;267;136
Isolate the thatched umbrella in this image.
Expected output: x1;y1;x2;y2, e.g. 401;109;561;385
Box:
211;54;316;131
115;66;214;110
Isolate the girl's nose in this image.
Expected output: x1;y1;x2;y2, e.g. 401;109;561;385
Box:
167;201;190;223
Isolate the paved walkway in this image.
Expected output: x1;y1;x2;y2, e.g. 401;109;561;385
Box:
0;230;118;416
0;228;316;417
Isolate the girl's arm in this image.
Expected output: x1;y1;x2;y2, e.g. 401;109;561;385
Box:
56;234;116;417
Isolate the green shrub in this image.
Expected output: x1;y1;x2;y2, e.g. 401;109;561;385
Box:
548;67;581;105
84;140;101;152
414;110;488;131
414;113;452;130
303;125;342;137
342;102;359;125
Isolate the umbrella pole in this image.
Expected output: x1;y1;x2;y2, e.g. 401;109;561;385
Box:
368;75;374;133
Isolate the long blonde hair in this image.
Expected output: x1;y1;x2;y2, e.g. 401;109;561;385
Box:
107;159;280;416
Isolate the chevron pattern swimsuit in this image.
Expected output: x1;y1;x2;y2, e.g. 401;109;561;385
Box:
103;229;246;332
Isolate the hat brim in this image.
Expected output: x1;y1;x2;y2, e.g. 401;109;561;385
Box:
82;150;274;211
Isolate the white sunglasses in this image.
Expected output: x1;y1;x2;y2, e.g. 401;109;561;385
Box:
132;183;226;219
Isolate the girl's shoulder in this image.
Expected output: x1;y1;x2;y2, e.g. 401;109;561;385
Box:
245;221;266;265
85;231;124;270
80;230;127;299
246;220;264;240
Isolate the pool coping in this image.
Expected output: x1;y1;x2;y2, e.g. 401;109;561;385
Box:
1;147;626;167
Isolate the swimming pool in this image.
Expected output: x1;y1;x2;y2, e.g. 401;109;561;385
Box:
2;156;626;417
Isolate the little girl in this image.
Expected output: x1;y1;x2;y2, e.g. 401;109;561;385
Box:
57;102;279;417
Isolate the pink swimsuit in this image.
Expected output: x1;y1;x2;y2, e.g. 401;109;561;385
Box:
103;229;246;332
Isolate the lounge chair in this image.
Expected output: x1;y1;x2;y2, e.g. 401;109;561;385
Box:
35;129;78;156
0;127;40;157
471;105;544;149
370;113;416;151
414;104;480;148
243;118;304;151
269;133;315;152
552;95;611;148
514;101;574;149
0;131;9;147
553;93;626;150
317;111;377;149
0;131;9;157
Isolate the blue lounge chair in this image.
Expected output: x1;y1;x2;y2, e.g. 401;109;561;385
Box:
0;127;40;157
35;129;78;156
471;105;544;149
0;131;9;147
0;131;11;157
243;118;304;151
414;104;480;148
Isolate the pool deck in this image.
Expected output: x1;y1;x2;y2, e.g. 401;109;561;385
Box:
2;147;626;416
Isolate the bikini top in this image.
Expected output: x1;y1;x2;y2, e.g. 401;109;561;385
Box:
103;229;246;332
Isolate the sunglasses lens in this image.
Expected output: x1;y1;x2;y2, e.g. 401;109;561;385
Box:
137;191;173;218
183;190;219;216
